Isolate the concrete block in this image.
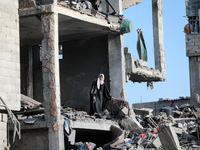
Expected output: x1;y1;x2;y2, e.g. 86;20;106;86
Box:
0;122;7;131
194;39;200;46
118;107;129;117
2;68;11;77
0;59;6;67
10;29;19;38
11;85;19;93
2;26;10;35
159;123;181;150
6;61;15;69
11;69;19;78
2;114;7;122
68;129;76;145
192;46;199;50
152;136;162;149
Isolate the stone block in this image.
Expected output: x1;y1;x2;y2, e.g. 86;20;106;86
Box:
159;123;181;150
0;59;6;67
2;68;11;77
2;114;7;122
118;107;129;117
0;122;7;131
6;61;15;69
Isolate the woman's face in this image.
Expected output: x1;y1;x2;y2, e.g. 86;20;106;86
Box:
99;76;104;81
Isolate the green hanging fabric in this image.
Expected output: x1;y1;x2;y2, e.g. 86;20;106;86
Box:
137;28;148;61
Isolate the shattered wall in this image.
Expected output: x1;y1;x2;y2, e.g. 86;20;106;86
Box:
60;36;110;112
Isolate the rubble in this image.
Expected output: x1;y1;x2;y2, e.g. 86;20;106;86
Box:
9;95;200;150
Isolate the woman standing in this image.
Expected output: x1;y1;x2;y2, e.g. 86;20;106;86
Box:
90;74;112;116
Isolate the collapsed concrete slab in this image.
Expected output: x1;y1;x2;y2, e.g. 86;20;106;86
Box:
159;123;181;150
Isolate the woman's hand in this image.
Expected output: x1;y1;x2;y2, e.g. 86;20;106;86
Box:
93;96;96;102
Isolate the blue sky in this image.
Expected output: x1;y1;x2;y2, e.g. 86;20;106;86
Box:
123;0;190;104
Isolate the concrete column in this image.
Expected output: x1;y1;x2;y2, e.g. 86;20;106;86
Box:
188;56;200;106
152;0;166;77
108;34;126;100
41;13;64;150
27;46;33;98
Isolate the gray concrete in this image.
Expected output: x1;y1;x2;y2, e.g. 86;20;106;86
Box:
19;5;121;46
10;129;49;150
124;0;166;83
0;1;20;149
152;0;166;78
0;114;8;149
122;0;143;10
41;13;64;150
185;10;200;106
0;0;20;111
125;48;165;82
159;123;181;150
28;46;33;98
132;99;191;116
108;34;126;100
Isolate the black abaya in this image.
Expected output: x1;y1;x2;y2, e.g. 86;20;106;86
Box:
90;80;112;115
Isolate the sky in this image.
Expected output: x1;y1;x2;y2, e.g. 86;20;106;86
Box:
123;0;190;104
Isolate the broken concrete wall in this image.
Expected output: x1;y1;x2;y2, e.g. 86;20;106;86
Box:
10;129;49;150
19;0;36;9
60;36;110;112
132;99;191;115
152;0;166;77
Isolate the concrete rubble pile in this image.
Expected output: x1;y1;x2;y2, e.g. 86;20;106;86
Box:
10;95;200;150
14;95;45;124
57;0;127;26
63;101;200;150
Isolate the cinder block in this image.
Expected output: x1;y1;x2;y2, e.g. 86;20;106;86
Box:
3;84;11;93
192;46;199;50
7;93;16;100
2;68;11;77
0;122;7;131
3;43;11;52
6;61;15;69
11;85;18;93
0;59;6;67
11;70;19;78
2;114;7;122
2;26;10;35
10;29;19;38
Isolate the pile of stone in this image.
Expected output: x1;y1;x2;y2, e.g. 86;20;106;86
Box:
64;100;200;150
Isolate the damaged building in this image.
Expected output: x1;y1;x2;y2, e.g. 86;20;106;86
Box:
0;0;171;149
